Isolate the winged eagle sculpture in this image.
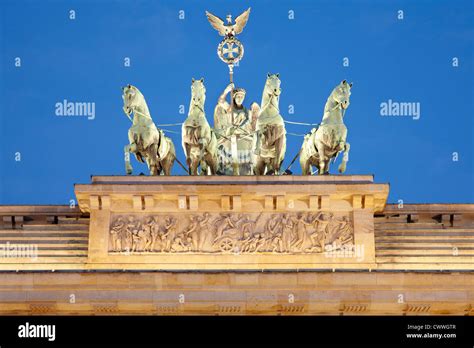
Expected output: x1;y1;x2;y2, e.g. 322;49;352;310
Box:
205;7;251;38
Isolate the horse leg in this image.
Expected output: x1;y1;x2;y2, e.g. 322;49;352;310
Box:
266;157;276;175
209;134;218;175
338;142;350;173
316;143;326;175
155;155;163;176
300;156;310;175
209;158;217;175
147;158;158;176
157;163;163;176
324;156;331;175
253;158;260;175
210;152;218;175
148;144;159;176
203;152;217;175
124;144;136;175
200;160;208;175
316;142;326;175
273;137;285;175
190;154;200;175
162;153;175;176
254;156;265;175
163;142;176;176
183;143;193;174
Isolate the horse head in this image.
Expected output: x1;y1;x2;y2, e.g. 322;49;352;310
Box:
331;80;353;110
190;78;206;112
122;84;149;118
265;73;281;98
260;73;281;115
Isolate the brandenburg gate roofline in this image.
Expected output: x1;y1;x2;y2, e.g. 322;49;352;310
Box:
87;174;377;184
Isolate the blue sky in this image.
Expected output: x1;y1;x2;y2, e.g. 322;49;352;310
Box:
0;0;473;204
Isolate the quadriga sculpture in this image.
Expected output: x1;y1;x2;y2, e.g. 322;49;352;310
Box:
253;73;287;175
181;78;218;175
122;85;176;175
300;80;352;175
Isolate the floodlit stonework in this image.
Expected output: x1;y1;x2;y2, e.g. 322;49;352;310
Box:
0;175;472;315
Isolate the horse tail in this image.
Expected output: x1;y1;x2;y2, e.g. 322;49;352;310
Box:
156;130;162;159
207;129;218;157
169;138;176;159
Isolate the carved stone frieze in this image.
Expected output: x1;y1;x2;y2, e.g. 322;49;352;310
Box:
109;212;353;254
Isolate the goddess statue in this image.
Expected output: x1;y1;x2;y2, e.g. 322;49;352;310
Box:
213;82;259;175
